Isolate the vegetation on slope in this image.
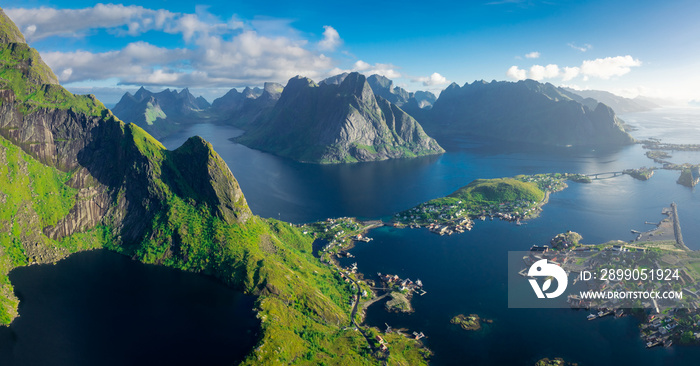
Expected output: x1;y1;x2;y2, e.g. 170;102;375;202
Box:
0;10;428;364
0;127;426;365
396;175;553;226
0;42;103;116
448;177;545;204
0;135;107;324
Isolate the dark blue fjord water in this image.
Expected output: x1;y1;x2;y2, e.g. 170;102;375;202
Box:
156;109;700;365
0;250;259;366
4;107;700;365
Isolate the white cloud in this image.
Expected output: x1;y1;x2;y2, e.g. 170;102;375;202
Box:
580;55;641;80
333;60;401;79
353;60;371;71
414;72;450;86
24;24;36;37
506;65;527;80
318;25;342;51
10;5;338;88
5;4;241;42
505;55;641;83
568;43;592;52
525;51;540;59
43;31;334;88
529;64;559;80
561;66;580;81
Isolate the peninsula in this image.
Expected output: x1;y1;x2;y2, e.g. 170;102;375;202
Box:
393;173;581;232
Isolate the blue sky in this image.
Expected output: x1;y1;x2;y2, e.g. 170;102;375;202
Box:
4;0;700;105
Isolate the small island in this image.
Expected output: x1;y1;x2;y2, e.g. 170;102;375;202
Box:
678;167;700;187
450;314;492;331
535;357;578;366
385;291;414;313
623;167;655;181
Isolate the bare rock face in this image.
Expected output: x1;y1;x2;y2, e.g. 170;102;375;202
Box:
236;72;444;163
0;10;253;246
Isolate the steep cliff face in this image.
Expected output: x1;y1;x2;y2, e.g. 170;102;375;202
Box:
423;79;635;147
0;8;252;243
236;72;444;163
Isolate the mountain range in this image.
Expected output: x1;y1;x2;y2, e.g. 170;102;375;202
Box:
111;87;210;139
234;73;445;163
562;87;659;114
421;79;635;147
209;82;283;128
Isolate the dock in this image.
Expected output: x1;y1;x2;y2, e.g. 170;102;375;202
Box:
671;202;690;251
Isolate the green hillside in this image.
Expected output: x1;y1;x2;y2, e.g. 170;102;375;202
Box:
449;177;545;204
0;8;426;365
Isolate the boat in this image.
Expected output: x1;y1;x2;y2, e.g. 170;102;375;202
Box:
587;314;597;320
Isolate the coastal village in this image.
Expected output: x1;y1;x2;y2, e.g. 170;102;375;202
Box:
519;204;700;350
299;217;430;359
298;171;700;363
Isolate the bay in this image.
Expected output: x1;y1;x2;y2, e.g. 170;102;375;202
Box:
6;107;699;365
0;250;259;366
159;107;700;365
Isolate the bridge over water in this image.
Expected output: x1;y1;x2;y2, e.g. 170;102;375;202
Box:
584;171;625;180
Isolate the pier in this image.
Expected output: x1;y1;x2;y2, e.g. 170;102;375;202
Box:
671;202;690;251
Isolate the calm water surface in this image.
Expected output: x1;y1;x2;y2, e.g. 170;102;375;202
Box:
156;109;700;365
7;108;700;365
0;251;259;366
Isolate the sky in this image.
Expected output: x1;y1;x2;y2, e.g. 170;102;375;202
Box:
3;0;700;105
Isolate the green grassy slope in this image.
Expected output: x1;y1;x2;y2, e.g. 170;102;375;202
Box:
448;177;545;204
0;8;427;365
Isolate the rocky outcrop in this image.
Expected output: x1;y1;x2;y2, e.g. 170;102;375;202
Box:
677;167;700;188
235;72;444;163
166;136;252;224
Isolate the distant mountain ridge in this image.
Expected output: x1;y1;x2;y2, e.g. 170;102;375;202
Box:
235;72;444;163
421;79;635;147
210;82;283;128
562;87;659;114
111;87;210;139
322;73;437;110
109;75;635;154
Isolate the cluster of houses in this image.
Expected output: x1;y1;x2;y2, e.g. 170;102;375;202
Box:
550;233;576;249
353;234;373;242
643;314;679;348
374;335;389;352
518;173;568;192
427;219;473;235
378;273;424;293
